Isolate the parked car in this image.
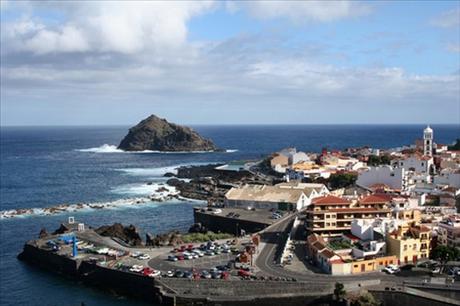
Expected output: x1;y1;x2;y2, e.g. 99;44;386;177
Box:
129;265;143;273
211;271;221;279
148;270;161;278
201;270;212;279
216;265;229;272
130;252;142;258
166;270;174;277
431;266;441;274
238;269;252;277
382;265;400;274
142;267;153;275
138;254;150;260
174;270;184;278
183;271;193;279
168;255;178;262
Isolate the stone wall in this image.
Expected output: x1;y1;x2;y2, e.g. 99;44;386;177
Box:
193;209;269;234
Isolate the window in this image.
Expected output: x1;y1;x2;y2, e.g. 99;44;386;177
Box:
403;245;407;251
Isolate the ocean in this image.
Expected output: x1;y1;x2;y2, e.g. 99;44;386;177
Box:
0;124;459;306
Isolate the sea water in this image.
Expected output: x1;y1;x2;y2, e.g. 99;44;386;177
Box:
1;124;459;305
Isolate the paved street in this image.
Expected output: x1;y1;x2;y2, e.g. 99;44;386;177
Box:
253;213;427;286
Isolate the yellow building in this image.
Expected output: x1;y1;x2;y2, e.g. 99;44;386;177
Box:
394;209;422;224
386;224;430;265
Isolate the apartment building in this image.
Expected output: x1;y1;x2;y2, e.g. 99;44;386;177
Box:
386;224;431;264
438;215;460;249
304;195;391;237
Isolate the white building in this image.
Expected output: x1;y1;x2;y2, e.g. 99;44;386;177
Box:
423;125;433;157
356;166;412;192
225;184;310;211
348;219;387;259
391;155;433;174
290;151;310;165
434;168;460;188
276;182;330;197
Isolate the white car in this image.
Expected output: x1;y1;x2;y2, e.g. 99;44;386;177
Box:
166;270;174;277
129;265;143;273
382;265;399;274
184;254;193;260
130;252;142;258
138;254;151;260
148;270;161;278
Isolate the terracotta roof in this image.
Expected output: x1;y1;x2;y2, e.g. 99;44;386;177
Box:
320;248;336;259
327;208;391;213
312;195;350;205
373;193;395;201
312;241;327;250
359;194;390;204
344;233;360;241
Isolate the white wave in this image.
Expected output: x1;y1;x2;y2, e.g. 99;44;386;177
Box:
115;166;179;177
0;190;202;220
115;161;223;177
76;144;125;153
76;144;238;154
111;182;177;196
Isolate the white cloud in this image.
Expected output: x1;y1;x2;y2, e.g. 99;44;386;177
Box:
430;7;460;28
2;1;215;55
228;0;372;22
447;43;460;53
1;1;458;125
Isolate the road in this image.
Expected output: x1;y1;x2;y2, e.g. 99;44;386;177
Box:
254;213;425;286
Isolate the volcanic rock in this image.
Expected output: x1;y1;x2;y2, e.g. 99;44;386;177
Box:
52;223;71;235
38;228;49;239
188;223;207;234
95;223;143;246
118;114;218;152
145;232;155;247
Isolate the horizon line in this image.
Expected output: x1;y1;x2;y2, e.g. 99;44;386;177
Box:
1;123;460;128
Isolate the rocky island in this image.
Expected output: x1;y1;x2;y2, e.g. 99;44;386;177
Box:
118;114;218;152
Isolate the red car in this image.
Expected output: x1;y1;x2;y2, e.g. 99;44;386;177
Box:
238;269;252;277
177;254;185;261
142;267;153;276
221;271;229;280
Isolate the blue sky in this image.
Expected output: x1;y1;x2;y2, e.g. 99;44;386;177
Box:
1;1;459;125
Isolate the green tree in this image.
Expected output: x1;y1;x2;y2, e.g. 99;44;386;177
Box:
367;155;391;166
448;139;460;150
329;173;357;189
431;245;460;263
367;155;381;166
334;282;346;301
380;155;391;165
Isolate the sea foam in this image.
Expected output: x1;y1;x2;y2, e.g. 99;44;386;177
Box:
76;144;238;154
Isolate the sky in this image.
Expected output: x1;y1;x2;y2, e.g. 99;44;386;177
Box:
1;0;459;126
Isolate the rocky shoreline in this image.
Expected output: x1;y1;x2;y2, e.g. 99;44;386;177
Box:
1;161;277;220
166;163;281;203
0;184;188;220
